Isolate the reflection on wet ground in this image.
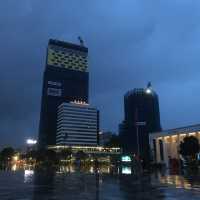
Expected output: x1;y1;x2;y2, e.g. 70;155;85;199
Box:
0;165;200;200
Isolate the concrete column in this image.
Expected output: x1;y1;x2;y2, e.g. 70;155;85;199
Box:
156;138;160;163
177;134;180;156
198;132;200;143
163;137;169;167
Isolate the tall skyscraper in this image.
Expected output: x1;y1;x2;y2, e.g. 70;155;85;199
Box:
38;39;89;148
56;102;99;146
119;83;161;165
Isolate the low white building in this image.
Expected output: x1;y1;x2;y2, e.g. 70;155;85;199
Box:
149;124;200;167
56;102;99;146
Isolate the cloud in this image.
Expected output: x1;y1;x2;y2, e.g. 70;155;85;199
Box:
0;0;200;147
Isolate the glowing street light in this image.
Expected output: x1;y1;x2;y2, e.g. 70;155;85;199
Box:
26;139;37;145
13;155;19;162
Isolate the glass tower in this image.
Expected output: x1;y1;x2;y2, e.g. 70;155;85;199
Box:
119;83;161;167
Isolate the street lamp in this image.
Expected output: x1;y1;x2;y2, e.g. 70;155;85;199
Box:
26;139;37;145
135;108;146;159
13;155;19;162
26;139;37;153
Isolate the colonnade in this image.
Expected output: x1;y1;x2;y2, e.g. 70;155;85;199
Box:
150;131;200;167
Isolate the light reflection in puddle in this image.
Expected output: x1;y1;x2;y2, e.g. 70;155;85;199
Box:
1;164;200;199
24;169;34;183
11;164;17;171
157;174;200;191
122;166;132;175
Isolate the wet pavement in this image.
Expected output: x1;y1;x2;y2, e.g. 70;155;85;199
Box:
0;166;200;200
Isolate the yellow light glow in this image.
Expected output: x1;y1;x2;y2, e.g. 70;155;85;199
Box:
12;164;17;171
70;100;89;106
189;132;196;136
172;135;177;142
13;156;18;162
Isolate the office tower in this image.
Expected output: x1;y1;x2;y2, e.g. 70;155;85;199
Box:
56;102;99;146
119;83;161;165
38;39;89;148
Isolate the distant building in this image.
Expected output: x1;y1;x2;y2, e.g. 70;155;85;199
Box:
119;83;161;165
38;39;89;148
149;124;200;167
118;120;128;142
56;102;99;146
99;132;113;146
48;145;121;156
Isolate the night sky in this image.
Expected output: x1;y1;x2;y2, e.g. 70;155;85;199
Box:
1;0;200;147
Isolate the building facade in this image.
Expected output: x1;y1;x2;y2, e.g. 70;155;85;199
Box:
99;132;114;146
149;124;200;167
38;39;89;148
56;102;99;146
119;83;161;165
48;145;121;156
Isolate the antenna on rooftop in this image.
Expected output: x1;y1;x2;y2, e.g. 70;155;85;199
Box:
147;81;152;88
146;82;153;94
78;36;84;46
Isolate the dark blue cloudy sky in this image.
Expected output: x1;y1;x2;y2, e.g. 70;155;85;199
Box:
0;0;200;147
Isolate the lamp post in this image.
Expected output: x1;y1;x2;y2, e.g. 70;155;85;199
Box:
26;139;37;152
135;108;146;159
26;139;37;145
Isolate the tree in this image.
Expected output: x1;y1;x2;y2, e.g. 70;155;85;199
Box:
45;149;59;164
26;150;37;160
59;148;72;160
0;147;15;163
179;136;199;159
36;149;59;165
105;134;121;147
76;150;87;161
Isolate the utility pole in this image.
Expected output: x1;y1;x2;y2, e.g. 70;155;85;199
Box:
135;107;146;160
136;122;140;158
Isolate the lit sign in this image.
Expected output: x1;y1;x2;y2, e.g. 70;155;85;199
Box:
70;100;89;105
27;139;37;145
48;81;62;87
47;88;62;97
122;166;132;175
121;156;131;162
136;122;146;126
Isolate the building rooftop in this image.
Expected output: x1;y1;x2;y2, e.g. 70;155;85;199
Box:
150;123;200;137
125;82;157;98
49;39;88;52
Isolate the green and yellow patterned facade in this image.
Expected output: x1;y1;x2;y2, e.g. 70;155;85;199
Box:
47;44;88;72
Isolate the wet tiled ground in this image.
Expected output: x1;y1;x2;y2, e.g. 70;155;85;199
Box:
0;167;200;200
